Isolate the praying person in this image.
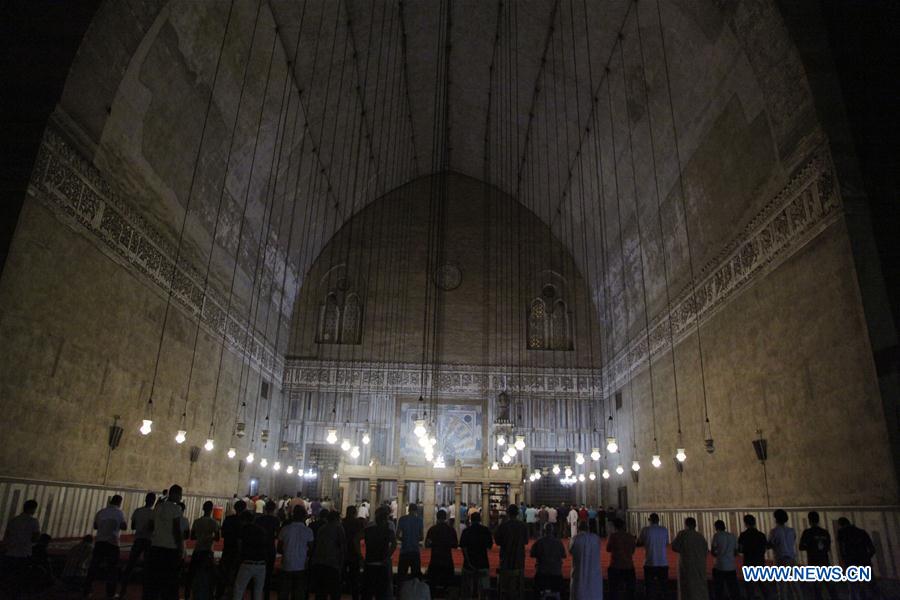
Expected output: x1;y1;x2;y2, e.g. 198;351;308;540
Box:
83;494;127;599
232;510;268;600
530;522;566;599
185;500;220;600
672;517;708;600
120;492;155;596
607;517;636;600
637;513;669;600
738;514;769;600
425;509;458;590
460;511;493;599
710;519;739;600
494;504;528;599
279;506;314;600
144;484;185;600
397;503;424;583
310;508;346;600
363;506;396;600
569;521;602;600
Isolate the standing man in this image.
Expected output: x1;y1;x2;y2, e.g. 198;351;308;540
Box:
217;499;246;600
363;507;397;600
278;506;314;600
425;509;458;591
494;504;528;599
547;505;558;536
799;511;833;600
357;499;370;522
570;521;602;600
186;500;220;600
637;513;669;600
837;517;876;600
671;517;708;600
530;522;566;599
567;506;579;540
738;514;769;600
396;503;424;584
1;499;41;590
119;492;155;597
255;500;281;599
710;519;739;600
606;518;636;600
144;484;186;600
459;512;493;599
768;509;800;600
84;494;127;599
343;505;365;600
525;505;538;539
231;511;268;600
310;509;346;600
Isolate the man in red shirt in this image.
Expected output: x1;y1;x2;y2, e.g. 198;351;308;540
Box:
607;517;637;600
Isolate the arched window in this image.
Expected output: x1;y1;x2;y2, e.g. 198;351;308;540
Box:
341;293;361;344
550;299;570;350
318;293;340;343
527;298;547;350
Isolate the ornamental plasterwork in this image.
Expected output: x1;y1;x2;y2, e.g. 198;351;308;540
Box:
283;359;603;398
602;153;842;393
27;126;284;384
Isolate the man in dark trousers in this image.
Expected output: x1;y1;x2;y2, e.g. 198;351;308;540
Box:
837;517;877;600
799;511;833;600
217;499;247;599
425;509;458;592
738;514;769;600
460;511;493;599
494;504;528;599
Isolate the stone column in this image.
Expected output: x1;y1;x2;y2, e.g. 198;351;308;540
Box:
453;481;463;536
368;479;379;506
423;480;436;531
339;478;352;512
481;482;491;523
397;480;407;516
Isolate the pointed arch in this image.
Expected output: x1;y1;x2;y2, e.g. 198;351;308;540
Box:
550;299;571;350
528;298;547;350
318;293;340;343
341;293;362;344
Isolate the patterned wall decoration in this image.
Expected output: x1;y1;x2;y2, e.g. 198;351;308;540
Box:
399;402;482;466
27;125;285;383
602;153;843;393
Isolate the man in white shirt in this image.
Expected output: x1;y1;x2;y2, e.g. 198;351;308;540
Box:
567;507;579;539
83;494;127;598
120;491;156;596
547;506;558;529
144;484;186;599
358;500;370;521
2;498;41;589
279;506;315;599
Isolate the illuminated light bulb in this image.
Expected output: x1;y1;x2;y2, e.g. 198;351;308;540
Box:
506;446;517;457
326;428;338;444
652;454;662;468
501;454;512;464
514;435;526;451
434;455;445;468
425;452;434;462
564;466;573;478
578;473;586;482
246;452;255;464
534;470;542;480
575;452;585;465
632;460;641;472
589;471;596;481
341;439;351;452
418;436;428;448
362;432;370;445
552;464;560;475
491;461;500;470
227;447;236;459
606;436;618;454
429;436;437;447
676;448;687;462
591;448;601;461
350;446;360;459
286;465;294;474
414;419;427;438
139;419;153;436
497;434;506;447
616;464;624;475
333;473;338;479
260;458;268;468
529;474;535;482
602;469;610;479
175;430;187;444
204;438;214;452
273;461;281;471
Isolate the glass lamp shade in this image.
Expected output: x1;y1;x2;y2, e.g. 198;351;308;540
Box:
589;472;596;480
631;460;641;472
602;469;610;479
615;464;624;475
286;465;294;474
333;473;338;479
591;448;601;461
578;474;586;482
414;419;427;438
340;439;351;452
496;434;506;447
551;464;560;475
326;428;338;444
362;432;371;445
501;454;512;464
606;436;619;454
227;447;236;459
534;470;542;480
272;461;281;471
575;452;585;465
651;454;662;468
245;452;255;464
514;435;526;451
675;448;687;462
260;458;268;468
506;446;517;457
491;461;500;470
175;430;187;444
350;446;360;459
204;438;214;451
529;474;535;482
139;419;153;436
564;466;573;478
